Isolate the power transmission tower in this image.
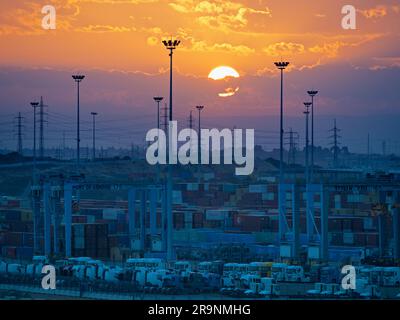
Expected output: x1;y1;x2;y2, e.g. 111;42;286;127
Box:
15;112;24;155
39;96;48;159
328;119;341;168
285;128;299;166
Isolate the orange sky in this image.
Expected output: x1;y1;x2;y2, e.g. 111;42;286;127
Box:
1;0;399;76
0;1;400;152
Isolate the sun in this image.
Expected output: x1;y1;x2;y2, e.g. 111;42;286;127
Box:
208;66;240;80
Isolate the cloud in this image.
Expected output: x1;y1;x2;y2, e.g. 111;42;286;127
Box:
147;36;159;46
263;42;305;57
188;41;254;55
309;41;345;58
76;25;135;32
169;0;271;31
359;6;387;19
369;57;400;70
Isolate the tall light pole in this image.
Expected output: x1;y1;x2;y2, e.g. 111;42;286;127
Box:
72;74;85;174
153;97;163;184
274;61;289;245
274;61;290;183
31;102;39;182
307;90;318;182
196;105;204;164
162;38;180;261
153;97;163;130
162;39;180;122
303;102;312;184
91;112;98;161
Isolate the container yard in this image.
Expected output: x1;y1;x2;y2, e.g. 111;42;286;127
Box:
1;166;400;300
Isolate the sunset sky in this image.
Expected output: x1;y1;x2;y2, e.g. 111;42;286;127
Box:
0;0;399;152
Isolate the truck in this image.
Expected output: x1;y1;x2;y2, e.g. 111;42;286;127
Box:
285;265;309;282
246;276;279;298
382;267;400;286
369;266;384;285
271;263;287;282
25;256;49;276
320;266;341;284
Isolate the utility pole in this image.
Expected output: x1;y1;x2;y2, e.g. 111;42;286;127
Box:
30;102;39;182
15;112;24;155
91;112;98;161
39;96;47;159
329;119;341;168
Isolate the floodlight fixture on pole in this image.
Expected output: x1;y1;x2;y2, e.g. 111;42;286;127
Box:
72;74;85;174
162;39;181;122
303;102;312;184
307;90;318;182
153;97;164;130
274;61;290;183
162;38;180;261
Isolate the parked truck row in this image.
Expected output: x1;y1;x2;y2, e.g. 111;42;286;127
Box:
1;257;399;298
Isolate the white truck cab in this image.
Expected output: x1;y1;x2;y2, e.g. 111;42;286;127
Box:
271;263;287;282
